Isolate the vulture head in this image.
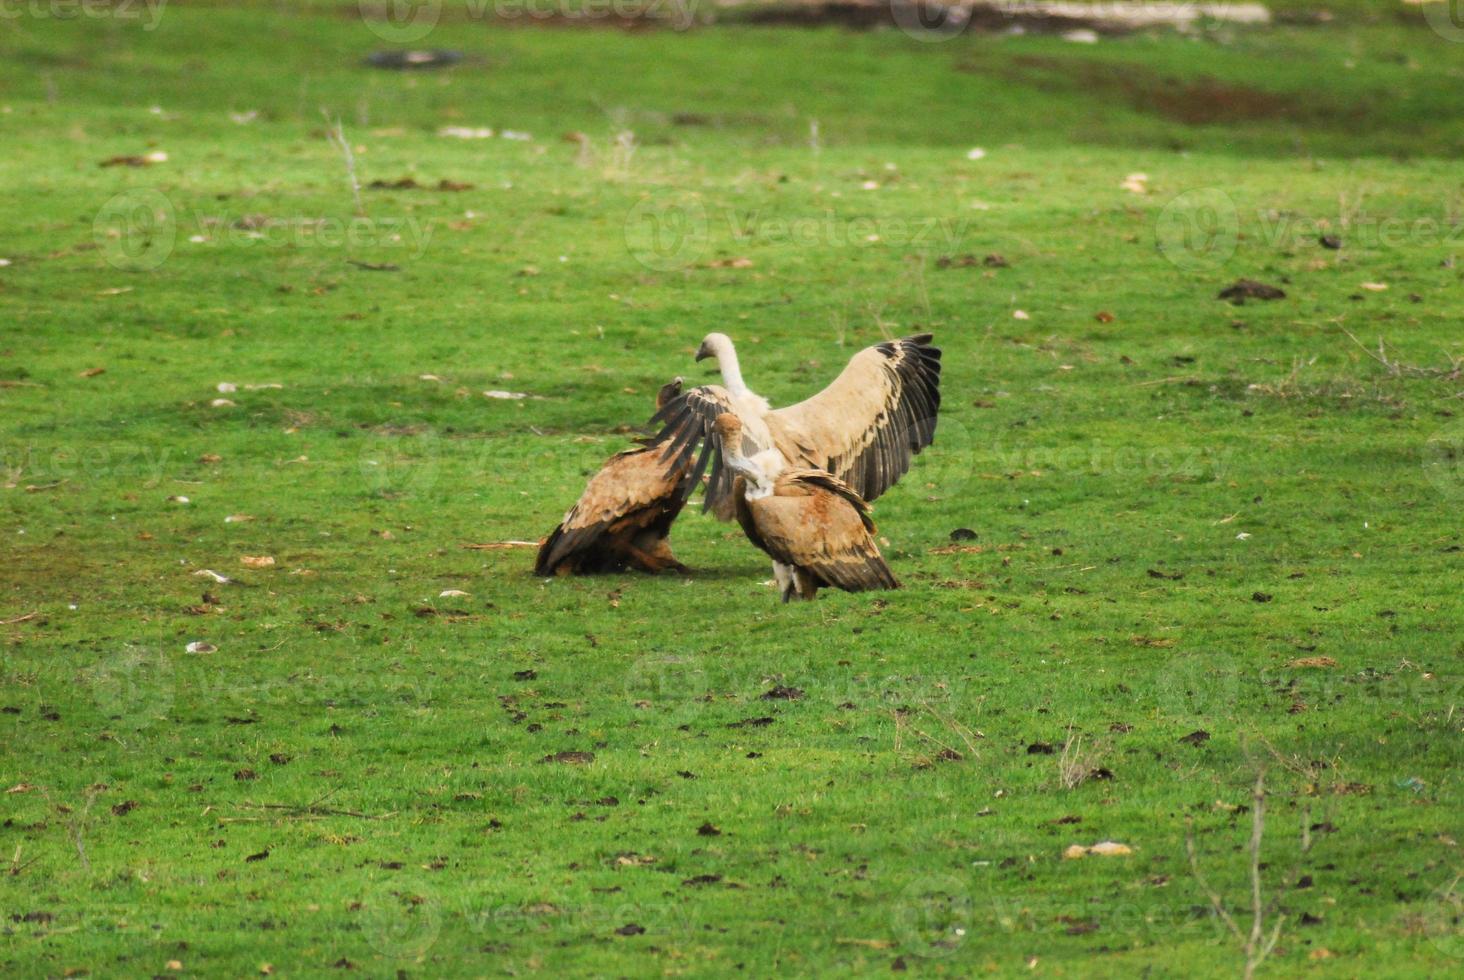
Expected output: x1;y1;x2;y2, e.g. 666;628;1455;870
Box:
712;411;743;445
695;333;732;363
694;332;755;398
655;376;684;411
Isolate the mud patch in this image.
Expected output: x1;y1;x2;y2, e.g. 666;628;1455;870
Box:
353;1;688;33
731;0;1270;35
965;55;1359;128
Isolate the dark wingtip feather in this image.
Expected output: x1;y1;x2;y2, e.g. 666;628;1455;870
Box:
533;529;560;576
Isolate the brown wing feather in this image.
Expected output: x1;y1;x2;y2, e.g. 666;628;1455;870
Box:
536;447;688;575
749;470;899;593
648;385;777;519
770;335;941;502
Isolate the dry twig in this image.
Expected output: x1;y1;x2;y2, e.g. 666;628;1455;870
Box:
321;110;365;217
1186;770;1315;980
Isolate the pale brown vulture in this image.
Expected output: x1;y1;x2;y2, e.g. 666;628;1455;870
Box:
535;378;693;576
650;332;941;518
713;413;899;601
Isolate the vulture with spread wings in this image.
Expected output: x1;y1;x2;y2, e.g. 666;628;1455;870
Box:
535;378;693;576
712;413;899;602
650;332;942;518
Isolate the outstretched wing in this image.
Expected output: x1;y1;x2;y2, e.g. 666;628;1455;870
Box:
648;385;773;518
771;335;941;502
755;470;900;593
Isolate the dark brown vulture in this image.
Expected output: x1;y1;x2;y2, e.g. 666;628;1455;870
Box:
535;378;692;576
713;413;900;602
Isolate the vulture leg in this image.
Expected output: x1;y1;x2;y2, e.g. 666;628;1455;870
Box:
622;542;664;573
794;568;821;601
773;562;797;602
627;534;688;575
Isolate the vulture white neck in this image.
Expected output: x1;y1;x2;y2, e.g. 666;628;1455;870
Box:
706;336;752;398
722;443;775;500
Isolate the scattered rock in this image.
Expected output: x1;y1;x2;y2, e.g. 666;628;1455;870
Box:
99;151;168;168
1219;279;1286;303
1064;840;1133;859
365;50;463;70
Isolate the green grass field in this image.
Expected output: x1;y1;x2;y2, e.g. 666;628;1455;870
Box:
2;2;1462;976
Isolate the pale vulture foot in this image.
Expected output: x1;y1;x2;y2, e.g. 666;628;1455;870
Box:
772;562;796;602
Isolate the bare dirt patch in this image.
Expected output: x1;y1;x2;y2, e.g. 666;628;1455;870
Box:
962;54;1365;128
